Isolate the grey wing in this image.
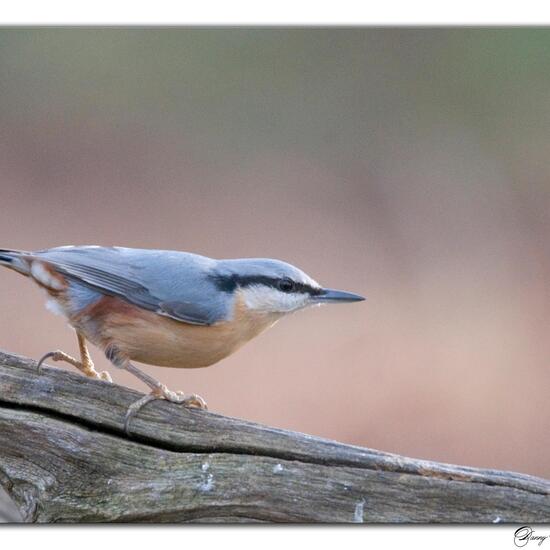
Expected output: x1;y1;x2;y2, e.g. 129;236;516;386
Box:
33;246;229;325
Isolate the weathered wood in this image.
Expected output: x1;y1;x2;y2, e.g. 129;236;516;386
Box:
0;349;548;523
0;486;22;522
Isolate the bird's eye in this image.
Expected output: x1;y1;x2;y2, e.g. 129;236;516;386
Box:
278;278;295;293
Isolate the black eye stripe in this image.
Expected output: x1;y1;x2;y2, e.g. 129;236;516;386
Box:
277;278;295;292
211;273;322;296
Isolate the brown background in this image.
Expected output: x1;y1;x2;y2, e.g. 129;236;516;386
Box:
0;29;548;478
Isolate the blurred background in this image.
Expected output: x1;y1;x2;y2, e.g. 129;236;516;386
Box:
0;28;548;488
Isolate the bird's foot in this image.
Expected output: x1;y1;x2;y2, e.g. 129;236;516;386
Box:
93;370;113;382
152;384;208;408
36;350;112;382
124;385;207;435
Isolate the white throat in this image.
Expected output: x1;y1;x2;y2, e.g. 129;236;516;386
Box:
240;285;311;314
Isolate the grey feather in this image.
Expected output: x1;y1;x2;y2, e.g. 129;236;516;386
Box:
32;246;231;325
0;249;30;275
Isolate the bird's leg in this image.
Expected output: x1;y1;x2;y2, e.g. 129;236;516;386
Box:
122;361;208;434
36;332;112;382
104;347;207;434
76;333;112;381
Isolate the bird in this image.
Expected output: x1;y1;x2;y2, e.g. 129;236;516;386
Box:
0;245;364;431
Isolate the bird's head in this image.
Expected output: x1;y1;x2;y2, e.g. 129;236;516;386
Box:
214;258;364;317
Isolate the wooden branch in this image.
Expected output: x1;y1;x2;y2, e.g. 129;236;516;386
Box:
0;349;548;523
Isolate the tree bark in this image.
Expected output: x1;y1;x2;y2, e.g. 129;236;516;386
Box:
0;349;548;523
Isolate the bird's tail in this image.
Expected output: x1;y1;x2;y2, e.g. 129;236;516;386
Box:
0;248;31;275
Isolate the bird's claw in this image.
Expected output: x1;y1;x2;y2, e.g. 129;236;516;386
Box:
183;393;208;409
36;350;63;374
36;350;112;382
97;370;113;382
124;386;208;436
154;386;208;409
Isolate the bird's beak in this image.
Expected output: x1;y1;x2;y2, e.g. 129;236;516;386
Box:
314;288;365;303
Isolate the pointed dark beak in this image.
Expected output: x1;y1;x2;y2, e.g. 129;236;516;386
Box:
314;288;365;303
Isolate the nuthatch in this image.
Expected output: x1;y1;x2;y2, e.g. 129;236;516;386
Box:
0;245;364;431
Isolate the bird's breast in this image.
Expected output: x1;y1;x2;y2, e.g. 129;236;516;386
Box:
71;293;279;368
